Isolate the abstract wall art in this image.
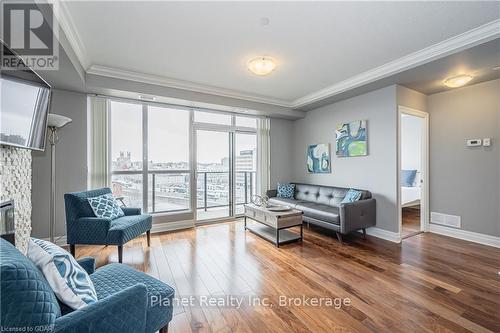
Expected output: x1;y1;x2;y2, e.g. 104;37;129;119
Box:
336;120;367;157
307;143;331;173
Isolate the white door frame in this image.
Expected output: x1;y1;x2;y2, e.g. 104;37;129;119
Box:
397;106;430;238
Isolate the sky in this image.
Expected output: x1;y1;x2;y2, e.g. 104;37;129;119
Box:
111;101;257;165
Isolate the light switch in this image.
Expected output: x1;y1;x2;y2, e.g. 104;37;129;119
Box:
483;138;491;147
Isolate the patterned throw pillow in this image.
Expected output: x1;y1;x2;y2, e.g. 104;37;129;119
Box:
27;238;98;310
87;193;124;219
341;189;362;204
277;183;295;199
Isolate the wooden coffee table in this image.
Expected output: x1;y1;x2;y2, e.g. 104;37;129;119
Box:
244;204;303;247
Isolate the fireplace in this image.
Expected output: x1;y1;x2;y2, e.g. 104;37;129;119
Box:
0;200;15;245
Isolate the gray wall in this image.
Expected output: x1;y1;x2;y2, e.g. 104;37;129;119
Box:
428;79;499;237
32;89;88;239
290;86;399;233
270;118;294;186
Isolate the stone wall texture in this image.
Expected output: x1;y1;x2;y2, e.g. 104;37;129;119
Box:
0;145;32;254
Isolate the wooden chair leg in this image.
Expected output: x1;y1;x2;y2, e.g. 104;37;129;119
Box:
159;324;169;333
146;230;151;247
362;228;367;240
335;232;343;245
118;245;123;263
70;244;76;257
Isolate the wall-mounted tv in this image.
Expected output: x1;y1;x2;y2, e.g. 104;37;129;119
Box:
0;42;51;151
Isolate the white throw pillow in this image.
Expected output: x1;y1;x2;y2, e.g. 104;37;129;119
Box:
87;193;124;219
27;238;98;309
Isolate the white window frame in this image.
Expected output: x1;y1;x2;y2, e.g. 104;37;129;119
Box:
107;98;261;219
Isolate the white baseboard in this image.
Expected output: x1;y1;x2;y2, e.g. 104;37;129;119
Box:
360;227;401;243
150;219;194;233
430;224;500;248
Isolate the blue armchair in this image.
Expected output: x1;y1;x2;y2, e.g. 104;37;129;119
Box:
64;188;152;263
0;238;174;333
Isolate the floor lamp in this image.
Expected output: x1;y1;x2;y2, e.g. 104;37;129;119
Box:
47;114;72;243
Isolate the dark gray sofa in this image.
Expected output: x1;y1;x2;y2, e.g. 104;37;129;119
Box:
267;183;376;243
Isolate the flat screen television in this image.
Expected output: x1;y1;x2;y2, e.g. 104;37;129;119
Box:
0;42;51;151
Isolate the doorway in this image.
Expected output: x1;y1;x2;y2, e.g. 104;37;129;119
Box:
398;107;429;240
196;129;232;221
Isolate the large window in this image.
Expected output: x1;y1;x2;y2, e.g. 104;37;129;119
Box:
110;101;190;213
108;101;262;219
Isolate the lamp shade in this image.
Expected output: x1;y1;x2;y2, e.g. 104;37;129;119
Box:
47;114;72;128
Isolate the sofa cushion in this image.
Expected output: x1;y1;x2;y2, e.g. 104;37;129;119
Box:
294;183;371;207
106;214;152;245
0;238;61;330
27;238;98;310
296;202;340;224
91;263;174;333
268;197;300;207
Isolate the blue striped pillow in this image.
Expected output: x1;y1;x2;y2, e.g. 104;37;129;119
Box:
27;238;98;309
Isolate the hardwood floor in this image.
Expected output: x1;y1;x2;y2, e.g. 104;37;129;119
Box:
402;207;422;239
75;220;500;333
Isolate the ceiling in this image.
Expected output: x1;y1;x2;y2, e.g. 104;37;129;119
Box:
59;1;500;108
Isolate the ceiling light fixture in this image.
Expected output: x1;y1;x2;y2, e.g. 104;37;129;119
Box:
247;56;277;76
444;74;473;88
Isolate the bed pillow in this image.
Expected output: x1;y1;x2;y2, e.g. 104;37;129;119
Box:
87;193;124;219
401;170;417;187
277;183;295;199
27;238;98;310
341;189;362;204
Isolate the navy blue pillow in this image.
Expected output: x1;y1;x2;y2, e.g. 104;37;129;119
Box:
277;183;295;199
401;170;417;187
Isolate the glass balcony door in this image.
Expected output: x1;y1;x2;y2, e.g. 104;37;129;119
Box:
196;130;232;221
234;132;257;215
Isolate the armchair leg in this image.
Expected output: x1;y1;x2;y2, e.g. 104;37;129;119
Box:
146;230;151;247
159;325;169;333
118;245;123;263
70;244;76;257
362;228;367;240
335;232;343;245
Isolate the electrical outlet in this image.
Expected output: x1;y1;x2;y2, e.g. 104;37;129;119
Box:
483;138;491;147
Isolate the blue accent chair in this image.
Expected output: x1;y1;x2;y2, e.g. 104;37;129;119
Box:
0;238;174;333
64;187;152;263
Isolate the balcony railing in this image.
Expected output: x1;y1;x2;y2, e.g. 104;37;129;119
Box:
113;170;256;215
196;171;256;212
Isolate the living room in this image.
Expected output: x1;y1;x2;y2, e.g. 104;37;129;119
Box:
1;2;499;333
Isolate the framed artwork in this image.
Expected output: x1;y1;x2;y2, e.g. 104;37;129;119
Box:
336;120;367;157
307;143;331;173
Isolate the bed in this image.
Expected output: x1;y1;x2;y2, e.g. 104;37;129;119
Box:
401;186;421;208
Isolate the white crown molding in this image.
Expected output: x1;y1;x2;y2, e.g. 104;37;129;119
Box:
51;0;90;70
430;224;500;248
359;227;401;243
87;65;293;107
291;19;500;108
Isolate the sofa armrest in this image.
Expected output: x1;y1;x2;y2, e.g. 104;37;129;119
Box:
67;217;112;244
339;198;376;234
77;257;95;275
54;284;148;333
266;189;277;198
121;207;141;216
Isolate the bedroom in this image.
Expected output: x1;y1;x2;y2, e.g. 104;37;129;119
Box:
400;112;425;239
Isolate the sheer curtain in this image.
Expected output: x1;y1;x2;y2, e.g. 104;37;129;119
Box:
87;96;109;189
256;117;271;196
